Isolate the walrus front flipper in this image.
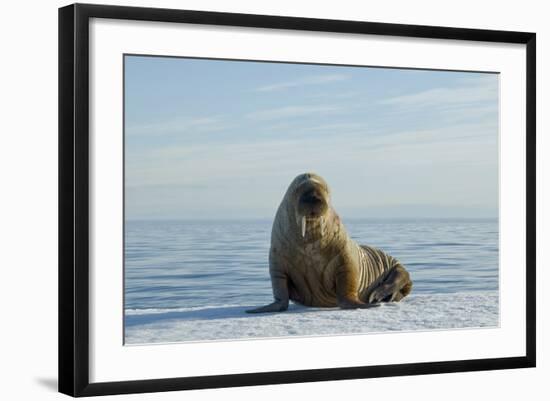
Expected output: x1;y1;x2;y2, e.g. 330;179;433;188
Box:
246;301;288;314
246;268;289;313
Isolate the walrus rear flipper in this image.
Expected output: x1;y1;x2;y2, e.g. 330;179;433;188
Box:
339;300;381;309
368;264;412;303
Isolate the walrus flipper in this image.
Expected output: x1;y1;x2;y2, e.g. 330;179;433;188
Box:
368;264;412;303
338;300;381;309
335;264;380;309
246;269;289;313
245;301;288;314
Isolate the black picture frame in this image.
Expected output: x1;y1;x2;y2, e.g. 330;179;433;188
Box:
59;3;536;397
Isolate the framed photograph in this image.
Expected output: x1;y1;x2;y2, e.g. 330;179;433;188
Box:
58;3;536;397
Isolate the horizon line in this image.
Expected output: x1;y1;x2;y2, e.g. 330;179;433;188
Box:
125;216;499;222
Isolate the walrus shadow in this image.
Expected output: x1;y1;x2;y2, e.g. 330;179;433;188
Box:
125;303;340;327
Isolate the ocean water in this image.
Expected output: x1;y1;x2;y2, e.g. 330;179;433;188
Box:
124;218;499;343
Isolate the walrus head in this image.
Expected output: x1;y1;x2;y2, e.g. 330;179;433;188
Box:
288;173;331;239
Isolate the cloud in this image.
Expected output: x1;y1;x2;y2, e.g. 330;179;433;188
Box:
246;105;342;121
126;116;227;137
255;74;348;92
379;77;498;107
302;122;370;133
375;77;498;130
306;91;359;100
125;119;496;188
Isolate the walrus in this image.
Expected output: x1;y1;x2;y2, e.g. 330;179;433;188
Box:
246;172;412;313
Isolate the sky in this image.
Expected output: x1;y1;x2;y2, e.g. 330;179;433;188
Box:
124;55;499;220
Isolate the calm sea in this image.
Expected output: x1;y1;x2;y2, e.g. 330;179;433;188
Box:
124;219;499;311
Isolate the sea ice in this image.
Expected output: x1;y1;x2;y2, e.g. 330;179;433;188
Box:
125;291;498;345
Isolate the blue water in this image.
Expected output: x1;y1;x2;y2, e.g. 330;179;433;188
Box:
124;219;498;311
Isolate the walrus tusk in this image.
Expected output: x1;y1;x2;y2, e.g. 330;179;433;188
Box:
301;216;306;237
320;216;325;237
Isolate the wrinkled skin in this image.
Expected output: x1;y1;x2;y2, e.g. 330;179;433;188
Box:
246;173;412;313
